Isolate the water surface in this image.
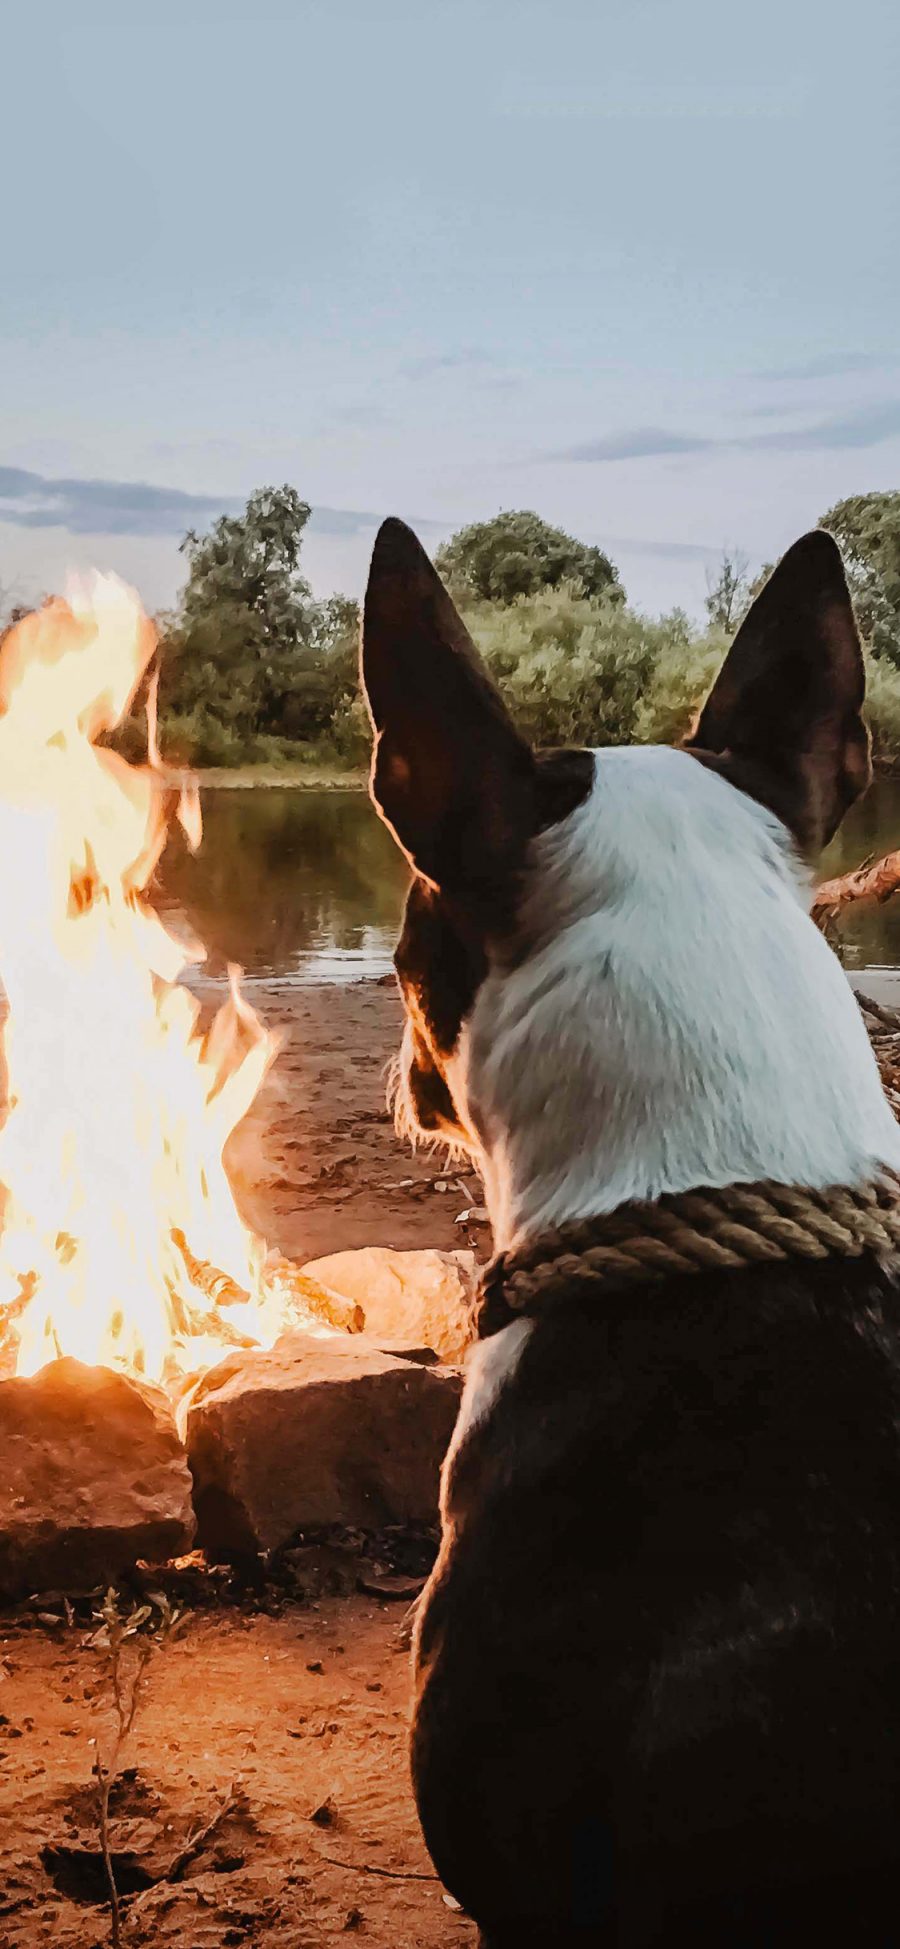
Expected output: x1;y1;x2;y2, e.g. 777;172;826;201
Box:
159;776;900;989
159;788;408;987
821;776;900;971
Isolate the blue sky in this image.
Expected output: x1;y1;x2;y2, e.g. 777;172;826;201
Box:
1;0;898;617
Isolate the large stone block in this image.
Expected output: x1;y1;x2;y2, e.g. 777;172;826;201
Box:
0;1358;195;1599
185;1332;462;1559
302;1246;477;1365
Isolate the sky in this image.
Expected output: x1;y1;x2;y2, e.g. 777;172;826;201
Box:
1;0;899;619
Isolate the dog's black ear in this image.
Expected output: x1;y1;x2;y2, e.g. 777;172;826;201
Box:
361;518;536;896
685;529;870;853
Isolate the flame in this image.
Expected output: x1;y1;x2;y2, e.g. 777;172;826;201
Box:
0;575;282;1385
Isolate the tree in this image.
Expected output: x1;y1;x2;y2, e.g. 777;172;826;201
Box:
435;510;622;606
164;486;315;733
704;548;752;634
820;493;900;664
158;486;362;757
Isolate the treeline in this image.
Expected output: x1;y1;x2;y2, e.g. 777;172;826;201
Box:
5;487;900;770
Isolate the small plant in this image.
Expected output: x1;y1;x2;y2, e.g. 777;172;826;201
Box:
88;1587;186;1947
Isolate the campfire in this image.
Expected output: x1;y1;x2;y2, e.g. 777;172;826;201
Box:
0;576;341;1392
0;577;469;1599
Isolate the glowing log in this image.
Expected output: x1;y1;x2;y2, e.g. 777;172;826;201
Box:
262;1255;365;1336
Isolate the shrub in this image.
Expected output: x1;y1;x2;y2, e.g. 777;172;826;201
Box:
458;586;715;750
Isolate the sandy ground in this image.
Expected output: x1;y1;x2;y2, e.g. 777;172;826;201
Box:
0;1587;476;1948
0;977;482;1947
227;978;487;1267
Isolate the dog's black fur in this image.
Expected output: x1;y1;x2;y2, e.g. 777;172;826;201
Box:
361;518;900;1944
415;1254;900;1945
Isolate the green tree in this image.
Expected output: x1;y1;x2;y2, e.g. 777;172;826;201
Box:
459;585;699;748
164;485;316;736
820;492;900;664
157;487;360;760
435;510;622;606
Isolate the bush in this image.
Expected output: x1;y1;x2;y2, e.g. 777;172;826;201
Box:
863;655;900;772
458;586;717;749
632;628;727;746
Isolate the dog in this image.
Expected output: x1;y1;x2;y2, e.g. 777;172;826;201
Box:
360;517;900;1945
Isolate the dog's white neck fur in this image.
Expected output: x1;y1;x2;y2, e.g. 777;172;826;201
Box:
461;746;900;1253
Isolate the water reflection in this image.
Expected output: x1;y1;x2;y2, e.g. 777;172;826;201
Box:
157;788;409;985
818;776;900;970
156;775;900;989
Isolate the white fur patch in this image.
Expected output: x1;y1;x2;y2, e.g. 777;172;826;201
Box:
463;747;900;1251
442;1316;533;1490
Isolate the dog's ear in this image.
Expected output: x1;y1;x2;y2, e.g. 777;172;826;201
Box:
685;530;870;853
361;518;536;897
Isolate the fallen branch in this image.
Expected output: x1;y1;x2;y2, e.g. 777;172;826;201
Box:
856;992;900;1035
162;1782;246;1885
812;850;900;923
318;1852;438;1882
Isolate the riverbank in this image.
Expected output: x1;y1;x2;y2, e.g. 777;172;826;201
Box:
195;763;367;790
191;758;900;792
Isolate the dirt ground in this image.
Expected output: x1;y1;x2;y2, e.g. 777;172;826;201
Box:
0;977;483;1947
227;978;487;1267
0;1585;476;1948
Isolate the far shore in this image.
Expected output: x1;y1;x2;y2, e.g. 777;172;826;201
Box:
184;762;367;790
185;754;900;792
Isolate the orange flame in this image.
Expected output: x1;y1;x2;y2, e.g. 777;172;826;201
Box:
0;575;281;1384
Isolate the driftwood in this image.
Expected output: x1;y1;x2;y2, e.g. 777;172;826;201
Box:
812;851;900;923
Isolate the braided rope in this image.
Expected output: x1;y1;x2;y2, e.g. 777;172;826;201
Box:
478;1174;900;1335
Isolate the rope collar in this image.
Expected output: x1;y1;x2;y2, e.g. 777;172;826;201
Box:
477;1176;900;1339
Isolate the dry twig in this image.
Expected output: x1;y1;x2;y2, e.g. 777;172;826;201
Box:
318;1852;438;1882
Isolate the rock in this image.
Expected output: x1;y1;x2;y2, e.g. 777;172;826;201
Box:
185;1332;463;1559
0;1358;195;1599
301;1246;478;1365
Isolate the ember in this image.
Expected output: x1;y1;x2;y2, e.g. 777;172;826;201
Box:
0;576;291;1386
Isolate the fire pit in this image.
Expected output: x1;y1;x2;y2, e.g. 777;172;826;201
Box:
0;581;470;1599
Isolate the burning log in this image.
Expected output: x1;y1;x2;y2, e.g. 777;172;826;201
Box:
170;1230;253;1314
262;1256;365;1336
171;1230;365;1340
812;850;900;924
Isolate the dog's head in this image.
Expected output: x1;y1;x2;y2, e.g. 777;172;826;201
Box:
361;520;897;1248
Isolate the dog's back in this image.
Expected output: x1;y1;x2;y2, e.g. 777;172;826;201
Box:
414;1257;900;1942
359;519;900;1943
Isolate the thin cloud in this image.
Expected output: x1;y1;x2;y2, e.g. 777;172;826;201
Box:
0;466;242;537
0;464;406;543
551;400;900;464
400;348;498;381
553;427;715;463
757;351;895;382
746;401;900;451
608;535;721;563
